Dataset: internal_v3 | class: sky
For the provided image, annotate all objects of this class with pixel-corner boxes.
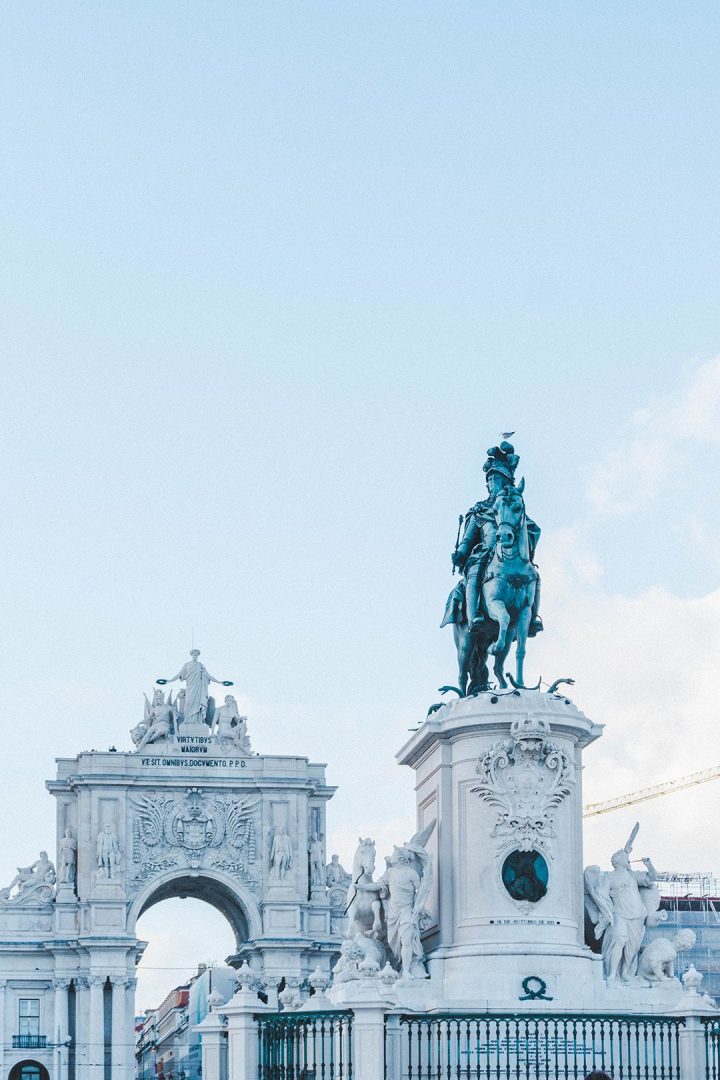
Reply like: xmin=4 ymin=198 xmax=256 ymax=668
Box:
xmin=2 ymin=2 xmax=720 ymax=1010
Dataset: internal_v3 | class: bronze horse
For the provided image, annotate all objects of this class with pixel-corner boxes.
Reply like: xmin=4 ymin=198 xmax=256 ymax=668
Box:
xmin=447 ymin=480 xmax=537 ymax=694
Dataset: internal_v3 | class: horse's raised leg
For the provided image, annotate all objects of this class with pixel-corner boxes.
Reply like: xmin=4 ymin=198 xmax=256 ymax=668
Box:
xmin=515 ymin=605 xmax=533 ymax=687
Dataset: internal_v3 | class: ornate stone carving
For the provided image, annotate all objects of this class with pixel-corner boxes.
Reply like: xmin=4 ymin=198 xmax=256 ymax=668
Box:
xmin=471 ymin=716 xmax=573 ymax=851
xmin=0 ymin=851 xmax=56 ymax=905
xmin=133 ymin=690 xmax=177 ymax=750
xmin=637 ymin=929 xmax=696 ymax=983
xmin=325 ymin=854 xmax=351 ymax=910
xmin=212 ymin=696 xmax=253 ymax=754
xmin=278 ymin=976 xmax=302 ymax=1009
xmin=584 ymin=823 xmax=666 ymax=982
xmin=131 ymin=787 xmax=259 ymax=882
xmin=378 ymin=821 xmax=436 ymax=981
xmin=331 ymin=824 xmax=436 ymax=988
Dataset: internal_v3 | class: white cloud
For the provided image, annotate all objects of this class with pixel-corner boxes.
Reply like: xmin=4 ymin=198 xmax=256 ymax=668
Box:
xmin=588 ymin=355 xmax=720 ymax=515
xmin=533 ymin=522 xmax=720 ymax=874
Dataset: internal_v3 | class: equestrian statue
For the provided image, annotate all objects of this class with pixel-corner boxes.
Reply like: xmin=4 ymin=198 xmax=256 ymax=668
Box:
xmin=441 ymin=439 xmax=543 ymax=693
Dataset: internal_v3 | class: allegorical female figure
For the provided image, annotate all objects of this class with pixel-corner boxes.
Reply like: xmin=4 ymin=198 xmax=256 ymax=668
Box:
xmin=160 ymin=649 xmax=232 ymax=726
xmin=59 ymin=828 xmax=77 ymax=886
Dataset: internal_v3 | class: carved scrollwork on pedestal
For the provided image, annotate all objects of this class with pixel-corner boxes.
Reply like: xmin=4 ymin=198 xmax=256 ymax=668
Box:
xmin=471 ymin=716 xmax=574 ymax=852
xmin=130 ymin=787 xmax=260 ymax=891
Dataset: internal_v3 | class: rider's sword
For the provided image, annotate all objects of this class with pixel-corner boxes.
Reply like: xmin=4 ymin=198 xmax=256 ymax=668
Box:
xmin=451 ymin=514 xmax=463 ymax=576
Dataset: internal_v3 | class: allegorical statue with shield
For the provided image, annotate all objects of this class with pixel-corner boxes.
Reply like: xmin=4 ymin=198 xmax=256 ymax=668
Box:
xmin=442 ymin=440 xmax=543 ymax=693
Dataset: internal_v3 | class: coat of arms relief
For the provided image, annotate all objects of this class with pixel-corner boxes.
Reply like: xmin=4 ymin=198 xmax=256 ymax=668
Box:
xmin=471 ymin=716 xmax=574 ymax=853
xmin=130 ymin=787 xmax=260 ymax=891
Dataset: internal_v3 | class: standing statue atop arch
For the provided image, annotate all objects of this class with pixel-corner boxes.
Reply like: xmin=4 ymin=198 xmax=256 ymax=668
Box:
xmin=157 ymin=649 xmax=234 ymax=727
xmin=442 ymin=440 xmax=543 ymax=693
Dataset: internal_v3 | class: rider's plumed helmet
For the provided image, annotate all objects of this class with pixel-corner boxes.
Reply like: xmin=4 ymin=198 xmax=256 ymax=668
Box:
xmin=483 ymin=441 xmax=520 ymax=485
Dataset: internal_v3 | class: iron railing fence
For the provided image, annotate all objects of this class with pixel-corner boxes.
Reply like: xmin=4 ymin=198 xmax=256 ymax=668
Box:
xmin=395 ymin=1013 xmax=684 ymax=1080
xmin=704 ymin=1017 xmax=720 ymax=1079
xmin=257 ymin=1010 xmax=353 ymax=1080
xmin=12 ymin=1034 xmax=48 ymax=1049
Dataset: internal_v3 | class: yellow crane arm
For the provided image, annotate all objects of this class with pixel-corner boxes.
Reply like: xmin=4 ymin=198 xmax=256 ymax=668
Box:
xmin=583 ymin=764 xmax=720 ymax=818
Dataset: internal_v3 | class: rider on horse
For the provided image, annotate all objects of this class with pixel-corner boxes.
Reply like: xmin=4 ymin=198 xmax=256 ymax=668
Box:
xmin=441 ymin=441 xmax=544 ymax=637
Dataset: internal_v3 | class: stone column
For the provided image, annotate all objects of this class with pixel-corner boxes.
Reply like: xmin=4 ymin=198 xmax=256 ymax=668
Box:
xmin=53 ymin=979 xmax=70 ymax=1079
xmin=74 ymin=977 xmax=90 ymax=1080
xmin=352 ymin=1004 xmax=388 ymax=1080
xmin=88 ymin=976 xmax=105 ymax=1080
xmin=124 ymin=977 xmax=137 ymax=1080
xmin=195 ymin=1010 xmax=227 ymax=1080
xmin=224 ymin=986 xmax=271 ymax=1079
xmin=110 ymin=977 xmax=127 ymax=1080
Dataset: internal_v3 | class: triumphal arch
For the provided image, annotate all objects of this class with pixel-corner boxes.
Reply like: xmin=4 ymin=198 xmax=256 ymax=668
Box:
xmin=0 ymin=652 xmax=339 ymax=1080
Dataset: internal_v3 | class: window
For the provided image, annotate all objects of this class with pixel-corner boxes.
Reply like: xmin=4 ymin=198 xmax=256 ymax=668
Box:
xmin=18 ymin=999 xmax=40 ymax=1037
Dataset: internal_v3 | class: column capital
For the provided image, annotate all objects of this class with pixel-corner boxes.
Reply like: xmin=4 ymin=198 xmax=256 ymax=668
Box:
xmin=53 ymin=978 xmax=70 ymax=991
xmin=89 ymin=975 xmax=106 ymax=988
xmin=110 ymin=975 xmax=127 ymax=987
xmin=0 ymin=979 xmax=7 ymax=990
xmin=75 ymin=976 xmax=90 ymax=990
xmin=125 ymin=977 xmax=138 ymax=990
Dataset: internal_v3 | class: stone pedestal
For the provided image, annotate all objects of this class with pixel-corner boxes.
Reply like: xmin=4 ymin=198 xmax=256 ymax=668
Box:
xmin=397 ymin=688 xmax=604 ymax=1009
xmin=196 ymin=1008 xmax=228 ymax=1080
xmin=224 ymin=987 xmax=272 ymax=1079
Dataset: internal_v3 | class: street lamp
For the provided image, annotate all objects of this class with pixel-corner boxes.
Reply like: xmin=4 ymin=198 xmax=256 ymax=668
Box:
xmin=53 ymin=1025 xmax=72 ymax=1080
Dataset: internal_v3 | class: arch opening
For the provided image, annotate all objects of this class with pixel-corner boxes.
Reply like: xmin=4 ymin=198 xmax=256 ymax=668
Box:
xmin=8 ymin=1062 xmax=50 ymax=1080
xmin=136 ymin=873 xmax=251 ymax=951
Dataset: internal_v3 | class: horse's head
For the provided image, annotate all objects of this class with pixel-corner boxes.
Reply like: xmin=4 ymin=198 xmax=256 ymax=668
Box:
xmin=352 ymin=837 xmax=376 ymax=878
xmin=493 ymin=480 xmax=526 ymax=550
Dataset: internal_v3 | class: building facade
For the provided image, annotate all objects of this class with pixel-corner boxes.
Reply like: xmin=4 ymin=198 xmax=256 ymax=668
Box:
xmin=135 ymin=966 xmax=236 ymax=1080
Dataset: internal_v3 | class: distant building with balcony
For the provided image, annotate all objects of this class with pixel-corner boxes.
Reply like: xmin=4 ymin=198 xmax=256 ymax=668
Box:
xmin=135 ymin=965 xmax=236 ymax=1080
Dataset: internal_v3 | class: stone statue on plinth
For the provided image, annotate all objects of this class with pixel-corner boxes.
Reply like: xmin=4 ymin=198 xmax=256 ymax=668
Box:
xmin=332 ymin=823 xmax=437 ymax=987
xmin=0 ymin=852 xmax=56 ymax=903
xmin=584 ymin=823 xmax=666 ymax=982
xmin=212 ymin=695 xmax=252 ymax=753
xmin=157 ymin=649 xmax=233 ymax=727
xmin=309 ymin=834 xmax=325 ymax=887
xmin=378 ymin=820 xmax=436 ymax=980
xmin=59 ymin=828 xmax=77 ymax=887
xmin=269 ymin=827 xmax=293 ymax=880
xmin=96 ymin=824 xmax=122 ymax=880
xmin=637 ymin=929 xmax=696 ymax=983
xmin=133 ymin=689 xmax=176 ymax=749
xmin=442 ymin=440 xmax=543 ymax=693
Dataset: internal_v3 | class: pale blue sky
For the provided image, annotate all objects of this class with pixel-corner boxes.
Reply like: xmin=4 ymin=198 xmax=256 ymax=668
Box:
xmin=2 ymin=3 xmax=720 ymax=1007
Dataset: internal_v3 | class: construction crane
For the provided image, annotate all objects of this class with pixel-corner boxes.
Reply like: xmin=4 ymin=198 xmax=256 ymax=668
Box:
xmin=582 ymin=764 xmax=720 ymax=818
